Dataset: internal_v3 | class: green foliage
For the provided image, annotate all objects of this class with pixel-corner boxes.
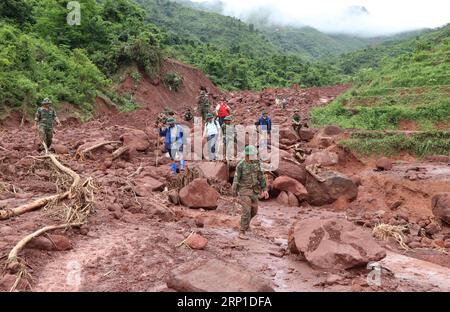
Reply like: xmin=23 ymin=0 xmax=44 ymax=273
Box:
xmin=340 ymin=131 xmax=450 ymax=157
xmin=312 ymin=24 xmax=450 ymax=133
xmin=163 ymin=72 xmax=182 ymax=91
xmin=130 ymin=71 xmax=141 ymax=86
xmin=0 ymin=22 xmax=108 ymax=114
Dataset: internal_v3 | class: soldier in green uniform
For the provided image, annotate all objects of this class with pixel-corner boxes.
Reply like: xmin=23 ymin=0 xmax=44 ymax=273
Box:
xmin=292 ymin=110 xmax=302 ymax=135
xmin=221 ymin=116 xmax=235 ymax=160
xmin=232 ymin=145 xmax=269 ymax=240
xmin=155 ymin=112 xmax=167 ymax=127
xmin=197 ymin=86 xmax=210 ymax=121
xmin=184 ymin=108 xmax=193 ymax=122
xmin=34 ymin=98 xmax=61 ymax=151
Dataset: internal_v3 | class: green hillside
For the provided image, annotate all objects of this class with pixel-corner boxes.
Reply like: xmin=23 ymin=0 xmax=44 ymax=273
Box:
xmin=312 ymin=24 xmax=450 ymax=156
xmin=133 ymin=0 xmax=340 ymax=90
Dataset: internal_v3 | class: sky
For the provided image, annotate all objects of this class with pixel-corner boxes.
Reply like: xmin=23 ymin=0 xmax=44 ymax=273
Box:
xmin=192 ymin=0 xmax=450 ymax=36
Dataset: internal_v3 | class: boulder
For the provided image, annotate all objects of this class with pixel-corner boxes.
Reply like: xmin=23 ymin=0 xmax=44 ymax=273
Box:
xmin=179 ymin=179 xmax=219 ymax=209
xmin=277 ymin=191 xmax=289 ymax=206
xmin=305 ymin=151 xmax=339 ymax=167
xmin=185 ymin=233 xmax=208 ymax=250
xmin=376 ymin=157 xmax=393 ymax=171
xmin=432 ymin=193 xmax=450 ymax=225
xmin=279 ymin=128 xmax=298 ymax=142
xmin=120 ymin=130 xmax=150 ymax=152
xmin=27 ymin=234 xmax=73 ymax=251
xmin=272 ymin=176 xmax=308 ymax=200
xmin=197 ymin=162 xmax=229 ymax=183
xmin=323 ymin=125 xmax=343 ymax=136
xmin=52 ymin=144 xmax=69 ymax=155
xmin=291 ymin=218 xmax=386 ymax=270
xmin=305 ymin=170 xmax=358 ymax=206
xmin=274 ymin=160 xmax=306 ymax=184
xmin=288 ymin=192 xmax=300 ymax=207
xmin=299 ymin=128 xmax=316 ymax=141
xmin=166 ymin=259 xmax=274 ymax=292
xmin=134 ymin=177 xmax=166 ymax=197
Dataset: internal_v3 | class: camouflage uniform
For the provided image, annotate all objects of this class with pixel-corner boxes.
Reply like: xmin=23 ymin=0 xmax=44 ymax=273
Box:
xmin=35 ymin=107 xmax=57 ymax=148
xmin=232 ymin=160 xmax=267 ymax=233
xmin=292 ymin=113 xmax=302 ymax=134
xmin=184 ymin=110 xmax=193 ymax=122
xmin=221 ymin=123 xmax=236 ymax=160
xmin=156 ymin=112 xmax=167 ymax=127
xmin=197 ymin=91 xmax=210 ymax=121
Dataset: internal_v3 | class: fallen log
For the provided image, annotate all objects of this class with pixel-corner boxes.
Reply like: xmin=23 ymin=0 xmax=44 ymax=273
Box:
xmin=112 ymin=146 xmax=129 ymax=160
xmin=7 ymin=223 xmax=82 ymax=274
xmin=0 ymin=154 xmax=81 ymax=221
xmin=75 ymin=141 xmax=121 ymax=160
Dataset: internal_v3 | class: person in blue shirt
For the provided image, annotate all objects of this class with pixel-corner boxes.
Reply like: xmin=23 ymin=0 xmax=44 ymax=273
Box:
xmin=159 ymin=117 xmax=185 ymax=174
xmin=256 ymin=111 xmax=271 ymax=148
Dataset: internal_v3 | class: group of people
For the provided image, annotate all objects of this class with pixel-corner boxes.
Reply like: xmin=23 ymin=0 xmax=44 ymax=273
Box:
xmin=34 ymin=87 xmax=303 ymax=240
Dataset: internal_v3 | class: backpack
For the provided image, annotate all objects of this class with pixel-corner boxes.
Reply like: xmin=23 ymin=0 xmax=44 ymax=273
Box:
xmin=217 ymin=102 xmax=229 ymax=118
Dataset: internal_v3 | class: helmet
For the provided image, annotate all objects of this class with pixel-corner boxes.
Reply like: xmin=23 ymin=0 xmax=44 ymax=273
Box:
xmin=224 ymin=116 xmax=233 ymax=121
xmin=262 ymin=111 xmax=268 ymax=115
xmin=244 ymin=145 xmax=258 ymax=156
xmin=41 ymin=98 xmax=51 ymax=105
xmin=206 ymin=113 xmax=214 ymax=119
xmin=166 ymin=117 xmax=176 ymax=124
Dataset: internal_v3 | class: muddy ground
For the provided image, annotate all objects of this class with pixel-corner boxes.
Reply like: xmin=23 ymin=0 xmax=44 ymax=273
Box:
xmin=1 ymin=84 xmax=449 ymax=292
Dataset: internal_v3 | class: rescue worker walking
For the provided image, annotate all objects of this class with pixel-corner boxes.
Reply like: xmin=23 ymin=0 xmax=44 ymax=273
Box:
xmin=203 ymin=113 xmax=220 ymax=161
xmin=159 ymin=117 xmax=185 ymax=174
xmin=215 ymin=96 xmax=231 ymax=126
xmin=221 ymin=115 xmax=236 ymax=160
xmin=232 ymin=145 xmax=269 ymax=240
xmin=292 ymin=110 xmax=302 ymax=135
xmin=184 ymin=107 xmax=193 ymax=122
xmin=197 ymin=86 xmax=210 ymax=122
xmin=33 ymin=98 xmax=61 ymax=152
xmin=256 ymin=111 xmax=272 ymax=149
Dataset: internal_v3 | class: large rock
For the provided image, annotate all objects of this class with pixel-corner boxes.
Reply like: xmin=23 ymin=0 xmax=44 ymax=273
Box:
xmin=166 ymin=259 xmax=274 ymax=292
xmin=277 ymin=191 xmax=289 ymax=206
xmin=432 ymin=193 xmax=450 ymax=225
xmin=185 ymin=233 xmax=208 ymax=250
xmin=305 ymin=170 xmax=358 ymax=206
xmin=52 ymin=144 xmax=69 ymax=155
xmin=305 ymin=151 xmax=339 ymax=166
xmin=279 ymin=128 xmax=298 ymax=142
xmin=376 ymin=157 xmax=393 ymax=171
xmin=120 ymin=130 xmax=150 ymax=152
xmin=27 ymin=234 xmax=73 ymax=251
xmin=323 ymin=125 xmax=343 ymax=136
xmin=274 ymin=160 xmax=306 ymax=184
xmin=291 ymin=218 xmax=386 ymax=270
xmin=272 ymin=176 xmax=308 ymax=200
xmin=134 ymin=177 xmax=166 ymax=197
xmin=179 ymin=179 xmax=219 ymax=209
xmin=299 ymin=128 xmax=317 ymax=141
xmin=288 ymin=192 xmax=300 ymax=207
xmin=197 ymin=162 xmax=229 ymax=183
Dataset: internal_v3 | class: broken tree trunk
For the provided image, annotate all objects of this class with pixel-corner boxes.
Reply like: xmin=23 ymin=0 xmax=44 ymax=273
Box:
xmin=7 ymin=223 xmax=82 ymax=273
xmin=112 ymin=146 xmax=129 ymax=160
xmin=0 ymin=154 xmax=81 ymax=220
xmin=75 ymin=141 xmax=121 ymax=160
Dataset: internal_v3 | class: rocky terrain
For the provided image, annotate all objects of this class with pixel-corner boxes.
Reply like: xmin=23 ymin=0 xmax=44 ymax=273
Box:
xmin=1 ymin=78 xmax=449 ymax=292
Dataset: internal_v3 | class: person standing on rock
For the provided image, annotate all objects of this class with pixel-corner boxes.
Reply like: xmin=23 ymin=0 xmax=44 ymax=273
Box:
xmin=215 ymin=96 xmax=231 ymax=126
xmin=33 ymin=98 xmax=61 ymax=152
xmin=197 ymin=86 xmax=210 ymax=122
xmin=256 ymin=111 xmax=271 ymax=149
xmin=184 ymin=107 xmax=193 ymax=122
xmin=232 ymin=145 xmax=269 ymax=240
xmin=159 ymin=117 xmax=185 ymax=174
xmin=203 ymin=113 xmax=220 ymax=161
xmin=221 ymin=116 xmax=236 ymax=160
xmin=292 ymin=110 xmax=302 ymax=135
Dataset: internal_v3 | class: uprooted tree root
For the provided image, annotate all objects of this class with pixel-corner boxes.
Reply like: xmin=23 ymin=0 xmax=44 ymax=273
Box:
xmin=0 ymin=154 xmax=84 ymax=221
xmin=373 ymin=223 xmax=410 ymax=251
xmin=75 ymin=141 xmax=121 ymax=161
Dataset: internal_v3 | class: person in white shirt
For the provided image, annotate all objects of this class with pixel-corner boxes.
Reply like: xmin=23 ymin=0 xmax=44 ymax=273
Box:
xmin=203 ymin=113 xmax=220 ymax=161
